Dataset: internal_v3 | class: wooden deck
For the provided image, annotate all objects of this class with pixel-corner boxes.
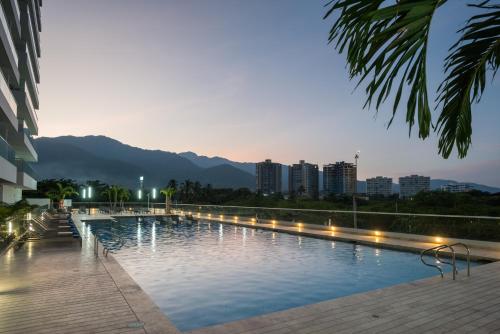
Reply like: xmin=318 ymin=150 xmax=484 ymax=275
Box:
xmin=0 ymin=237 xmax=179 ymax=334
xmin=188 ymin=261 xmax=500 ymax=334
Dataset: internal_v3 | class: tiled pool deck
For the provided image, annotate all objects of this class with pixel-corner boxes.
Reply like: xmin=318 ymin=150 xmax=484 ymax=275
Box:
xmin=1 ymin=213 xmax=500 ymax=333
xmin=0 ymin=223 xmax=180 ymax=334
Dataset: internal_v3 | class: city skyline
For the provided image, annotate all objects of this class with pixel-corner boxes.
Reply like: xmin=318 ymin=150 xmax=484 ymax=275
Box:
xmin=39 ymin=1 xmax=499 ymax=186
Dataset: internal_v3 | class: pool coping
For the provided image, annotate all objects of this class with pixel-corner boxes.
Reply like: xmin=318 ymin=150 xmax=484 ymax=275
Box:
xmin=73 ymin=215 xmax=181 ymax=334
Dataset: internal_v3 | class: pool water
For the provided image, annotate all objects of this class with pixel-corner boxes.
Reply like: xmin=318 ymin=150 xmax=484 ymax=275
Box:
xmin=87 ymin=218 xmax=472 ymax=331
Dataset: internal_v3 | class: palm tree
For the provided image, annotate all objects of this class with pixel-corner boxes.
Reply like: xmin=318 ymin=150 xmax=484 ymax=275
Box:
xmin=117 ymin=187 xmax=130 ymax=210
xmin=46 ymin=183 xmax=78 ymax=209
xmin=101 ymin=187 xmax=113 ymax=212
xmin=324 ymin=0 xmax=499 ymax=158
xmin=160 ymin=187 xmax=176 ymax=214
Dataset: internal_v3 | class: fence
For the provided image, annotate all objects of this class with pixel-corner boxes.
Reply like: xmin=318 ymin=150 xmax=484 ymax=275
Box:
xmin=71 ymin=202 xmax=500 ymax=242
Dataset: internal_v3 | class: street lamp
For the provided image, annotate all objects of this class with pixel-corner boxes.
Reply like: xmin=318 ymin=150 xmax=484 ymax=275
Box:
xmin=353 ymin=150 xmax=360 ymax=229
xmin=86 ymin=186 xmax=93 ymax=215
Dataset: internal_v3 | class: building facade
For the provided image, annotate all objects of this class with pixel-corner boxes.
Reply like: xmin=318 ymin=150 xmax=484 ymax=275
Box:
xmin=0 ymin=0 xmax=41 ymax=203
xmin=323 ymin=161 xmax=357 ymax=195
xmin=399 ymin=175 xmax=430 ymax=198
xmin=288 ymin=160 xmax=319 ymax=198
xmin=441 ymin=183 xmax=472 ymax=193
xmin=256 ymin=159 xmax=282 ymax=195
xmin=366 ymin=176 xmax=393 ymax=197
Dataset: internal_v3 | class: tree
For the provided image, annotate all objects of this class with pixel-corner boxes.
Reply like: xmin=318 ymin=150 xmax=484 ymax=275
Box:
xmin=101 ymin=187 xmax=113 ymax=211
xmin=324 ymin=0 xmax=499 ymax=158
xmin=160 ymin=187 xmax=176 ymax=213
xmin=46 ymin=183 xmax=78 ymax=209
xmin=117 ymin=187 xmax=130 ymax=209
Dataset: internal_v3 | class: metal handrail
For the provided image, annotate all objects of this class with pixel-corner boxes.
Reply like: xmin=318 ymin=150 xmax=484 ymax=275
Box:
xmin=421 ymin=243 xmax=471 ymax=280
xmin=93 ymin=229 xmax=126 ymax=257
xmin=447 ymin=243 xmax=471 ymax=277
xmin=421 ymin=245 xmax=453 ymax=278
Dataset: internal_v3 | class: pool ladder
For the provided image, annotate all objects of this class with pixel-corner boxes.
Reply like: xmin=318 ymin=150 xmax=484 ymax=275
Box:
xmin=93 ymin=230 xmax=126 ymax=257
xmin=421 ymin=243 xmax=471 ymax=280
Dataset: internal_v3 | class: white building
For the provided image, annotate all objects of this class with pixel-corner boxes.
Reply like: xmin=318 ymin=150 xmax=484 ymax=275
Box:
xmin=441 ymin=183 xmax=472 ymax=193
xmin=0 ymin=0 xmax=42 ymax=203
xmin=288 ymin=160 xmax=319 ymax=198
xmin=367 ymin=176 xmax=392 ymax=197
xmin=399 ymin=175 xmax=430 ymax=199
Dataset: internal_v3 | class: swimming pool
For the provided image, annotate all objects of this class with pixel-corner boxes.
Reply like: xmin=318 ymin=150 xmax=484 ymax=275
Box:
xmin=87 ymin=218 xmax=472 ymax=332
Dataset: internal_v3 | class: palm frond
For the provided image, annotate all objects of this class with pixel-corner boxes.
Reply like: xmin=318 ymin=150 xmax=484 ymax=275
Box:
xmin=324 ymin=0 xmax=446 ymax=138
xmin=436 ymin=2 xmax=500 ymax=158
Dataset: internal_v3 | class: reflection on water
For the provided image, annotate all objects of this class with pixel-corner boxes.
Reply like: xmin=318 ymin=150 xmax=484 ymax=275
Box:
xmin=90 ymin=218 xmax=473 ymax=332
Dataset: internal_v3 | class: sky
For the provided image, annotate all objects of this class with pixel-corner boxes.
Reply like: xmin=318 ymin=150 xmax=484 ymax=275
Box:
xmin=39 ymin=1 xmax=500 ymax=187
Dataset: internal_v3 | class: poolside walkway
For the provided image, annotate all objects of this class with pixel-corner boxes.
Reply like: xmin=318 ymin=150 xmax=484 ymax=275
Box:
xmin=188 ymin=261 xmax=500 ymax=334
xmin=0 ymin=234 xmax=179 ymax=334
xmin=210 ymin=218 xmax=500 ymax=262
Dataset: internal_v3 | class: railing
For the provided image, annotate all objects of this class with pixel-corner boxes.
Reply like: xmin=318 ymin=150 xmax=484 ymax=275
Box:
xmin=21 ymin=126 xmax=36 ymax=148
xmin=0 ymin=136 xmax=16 ymax=164
xmin=421 ymin=243 xmax=471 ymax=280
xmin=72 ymin=202 xmax=500 ymax=242
xmin=16 ymin=159 xmax=39 ymax=180
xmin=92 ymin=229 xmax=126 ymax=257
xmin=0 ymin=207 xmax=46 ymax=255
xmin=170 ymin=203 xmax=500 ymax=242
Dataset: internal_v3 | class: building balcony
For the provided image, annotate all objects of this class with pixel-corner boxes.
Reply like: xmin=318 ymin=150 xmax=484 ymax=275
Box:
xmin=16 ymin=159 xmax=37 ymax=190
xmin=0 ymin=136 xmax=17 ymax=184
xmin=27 ymin=0 xmax=40 ymax=57
xmin=35 ymin=0 xmax=41 ymax=33
xmin=0 ymin=2 xmax=20 ymax=85
xmin=10 ymin=121 xmax=37 ymax=162
xmin=21 ymin=7 xmax=39 ymax=83
xmin=13 ymin=81 xmax=37 ymax=135
xmin=3 ymin=0 xmax=21 ymax=40
xmin=18 ymin=46 xmax=38 ymax=109
xmin=0 ymin=67 xmax=17 ymax=131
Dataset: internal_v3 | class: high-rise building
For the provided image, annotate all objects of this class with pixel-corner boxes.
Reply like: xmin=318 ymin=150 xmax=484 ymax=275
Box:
xmin=256 ymin=159 xmax=282 ymax=195
xmin=366 ymin=176 xmax=393 ymax=197
xmin=0 ymin=0 xmax=42 ymax=203
xmin=288 ymin=160 xmax=319 ymax=198
xmin=399 ymin=175 xmax=430 ymax=198
xmin=323 ymin=162 xmax=357 ymax=195
xmin=441 ymin=183 xmax=472 ymax=193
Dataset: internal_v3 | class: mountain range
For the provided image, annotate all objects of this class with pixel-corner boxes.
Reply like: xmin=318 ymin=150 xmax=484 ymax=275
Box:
xmin=33 ymin=136 xmax=500 ymax=193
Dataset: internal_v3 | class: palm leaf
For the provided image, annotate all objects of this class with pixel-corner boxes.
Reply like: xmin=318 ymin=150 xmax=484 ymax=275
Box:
xmin=436 ymin=2 xmax=500 ymax=158
xmin=324 ymin=0 xmax=446 ymax=138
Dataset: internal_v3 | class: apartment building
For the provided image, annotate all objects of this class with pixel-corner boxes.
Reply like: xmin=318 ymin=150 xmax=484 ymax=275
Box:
xmin=367 ymin=176 xmax=393 ymax=197
xmin=441 ymin=183 xmax=473 ymax=193
xmin=323 ymin=161 xmax=357 ymax=195
xmin=399 ymin=175 xmax=430 ymax=199
xmin=0 ymin=0 xmax=41 ymax=203
xmin=256 ymin=159 xmax=282 ymax=195
xmin=288 ymin=160 xmax=319 ymax=198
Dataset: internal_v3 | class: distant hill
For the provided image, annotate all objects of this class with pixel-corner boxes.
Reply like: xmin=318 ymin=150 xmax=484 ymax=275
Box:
xmin=34 ymin=135 xmax=500 ymax=193
xmin=34 ymin=136 xmax=255 ymax=189
xmin=179 ymin=151 xmax=255 ymax=175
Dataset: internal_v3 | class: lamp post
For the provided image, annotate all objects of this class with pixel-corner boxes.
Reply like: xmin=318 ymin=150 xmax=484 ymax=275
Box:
xmin=151 ymin=188 xmax=157 ymax=214
xmin=139 ymin=176 xmax=144 ymax=213
xmin=147 ymin=193 xmax=150 ymax=212
xmin=353 ymin=151 xmax=360 ymax=229
xmin=87 ymin=185 xmax=92 ymax=215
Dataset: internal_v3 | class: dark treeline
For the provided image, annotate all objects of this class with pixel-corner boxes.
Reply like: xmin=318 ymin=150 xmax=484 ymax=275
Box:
xmin=24 ymin=179 xmax=500 ymax=217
